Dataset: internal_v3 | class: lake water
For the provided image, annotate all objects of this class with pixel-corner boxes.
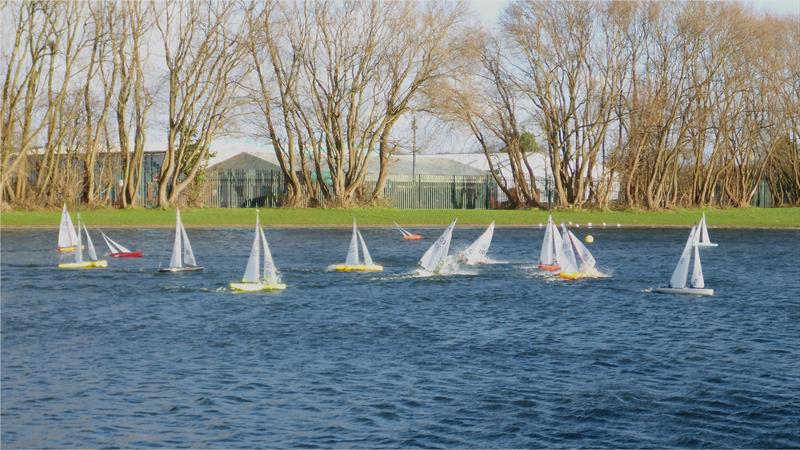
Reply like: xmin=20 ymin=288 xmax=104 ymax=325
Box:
xmin=2 ymin=226 xmax=799 ymax=448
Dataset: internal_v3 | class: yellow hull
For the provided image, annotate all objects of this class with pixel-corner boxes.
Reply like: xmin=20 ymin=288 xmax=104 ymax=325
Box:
xmin=57 ymin=245 xmax=84 ymax=253
xmin=229 ymin=282 xmax=287 ymax=292
xmin=559 ymin=271 xmax=585 ymax=280
xmin=58 ymin=260 xmax=108 ymax=269
xmin=332 ymin=264 xmax=384 ymax=272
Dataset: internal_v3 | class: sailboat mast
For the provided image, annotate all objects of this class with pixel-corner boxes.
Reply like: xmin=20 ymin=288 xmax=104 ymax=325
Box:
xmin=170 ymin=210 xmax=183 ymax=268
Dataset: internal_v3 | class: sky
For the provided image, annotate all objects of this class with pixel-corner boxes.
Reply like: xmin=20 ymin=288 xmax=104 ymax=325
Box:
xmin=199 ymin=0 xmax=800 ymax=165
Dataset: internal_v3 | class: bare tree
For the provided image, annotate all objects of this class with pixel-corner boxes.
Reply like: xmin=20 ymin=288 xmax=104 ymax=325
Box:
xmin=154 ymin=0 xmax=247 ymax=207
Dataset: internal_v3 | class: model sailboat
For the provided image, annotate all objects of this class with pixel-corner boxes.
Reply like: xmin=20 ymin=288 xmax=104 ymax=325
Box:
xmin=101 ymin=232 xmax=143 ymax=258
xmin=394 ymin=222 xmax=422 ymax=240
xmin=538 ymin=215 xmax=561 ymax=271
xmin=57 ymin=204 xmax=80 ymax=252
xmin=58 ymin=214 xmax=107 ymax=269
xmin=694 ymin=213 xmax=718 ymax=248
xmin=158 ymin=209 xmax=202 ymax=272
xmin=333 ymin=220 xmax=383 ymax=272
xmin=458 ymin=221 xmax=494 ymax=265
xmin=230 ymin=211 xmax=286 ymax=291
xmin=418 ymin=219 xmax=456 ymax=274
xmin=558 ymin=224 xmax=598 ymax=280
xmin=655 ymin=226 xmax=713 ymax=296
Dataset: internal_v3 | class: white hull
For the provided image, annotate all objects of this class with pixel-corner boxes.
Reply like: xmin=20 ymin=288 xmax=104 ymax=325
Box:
xmin=695 ymin=242 xmax=718 ymax=248
xmin=230 ymin=282 xmax=287 ymax=292
xmin=158 ymin=266 xmax=204 ymax=273
xmin=654 ymin=287 xmax=714 ymax=296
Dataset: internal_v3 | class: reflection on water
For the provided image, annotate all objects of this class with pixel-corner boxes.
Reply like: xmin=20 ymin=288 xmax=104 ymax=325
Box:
xmin=2 ymin=226 xmax=799 ymax=448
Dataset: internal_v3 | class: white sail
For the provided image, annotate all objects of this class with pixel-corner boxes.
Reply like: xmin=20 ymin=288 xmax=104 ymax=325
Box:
xmin=690 ymin=242 xmax=705 ymax=288
xmin=461 ymin=221 xmax=494 ymax=265
xmin=74 ymin=215 xmax=84 ymax=263
xmin=669 ymin=226 xmax=696 ymax=289
xmin=58 ymin=205 xmax=79 ymax=248
xmin=559 ymin=224 xmax=579 ymax=273
xmin=357 ymin=231 xmax=374 ymax=265
xmin=242 ymin=214 xmax=261 ymax=283
xmin=345 ymin=220 xmax=360 ymax=265
xmin=394 ymin=222 xmax=412 ymax=237
xmin=569 ymin=230 xmax=596 ymax=271
xmin=169 ymin=210 xmax=183 ymax=268
xmin=102 ymin=232 xmax=120 ymax=254
xmin=419 ymin=219 xmax=456 ymax=273
xmin=539 ymin=215 xmax=554 ymax=265
xmin=552 ymin=223 xmax=566 ymax=268
xmin=101 ymin=232 xmax=131 ymax=254
xmin=700 ymin=213 xmax=712 ymax=244
xmin=260 ymin=226 xmax=278 ymax=284
xmin=83 ymin=224 xmax=98 ymax=261
xmin=181 ymin=223 xmax=197 ymax=267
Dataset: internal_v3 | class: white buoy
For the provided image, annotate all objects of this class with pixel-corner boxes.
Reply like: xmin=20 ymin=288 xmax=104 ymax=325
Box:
xmin=585 ymin=235 xmax=594 ymax=244
xmin=587 ymin=222 xmax=593 ymax=229
xmin=602 ymin=222 xmax=607 ymax=228
xmin=538 ymin=223 xmax=543 ymax=228
xmin=617 ymin=223 xmax=622 ymax=228
xmin=575 ymin=224 xmax=580 ymax=228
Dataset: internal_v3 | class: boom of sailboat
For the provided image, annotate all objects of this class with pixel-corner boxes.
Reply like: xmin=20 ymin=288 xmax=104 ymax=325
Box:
xmin=53 ymin=207 xmax=720 ymax=296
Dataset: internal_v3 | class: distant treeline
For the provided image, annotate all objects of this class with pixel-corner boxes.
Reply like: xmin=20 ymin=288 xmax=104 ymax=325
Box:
xmin=1 ymin=1 xmax=797 ymax=209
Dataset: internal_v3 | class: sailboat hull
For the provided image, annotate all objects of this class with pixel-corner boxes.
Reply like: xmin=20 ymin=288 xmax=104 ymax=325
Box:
xmin=559 ymin=271 xmax=585 ymax=280
xmin=229 ymin=282 xmax=287 ymax=292
xmin=57 ymin=246 xmax=83 ymax=253
xmin=402 ymin=235 xmax=423 ymax=240
xmin=332 ymin=264 xmax=384 ymax=272
xmin=696 ymin=243 xmax=718 ymax=248
xmin=654 ymin=287 xmax=714 ymax=296
xmin=158 ymin=266 xmax=204 ymax=273
xmin=538 ymin=263 xmax=560 ymax=272
xmin=110 ymin=252 xmax=143 ymax=258
xmin=58 ymin=260 xmax=107 ymax=269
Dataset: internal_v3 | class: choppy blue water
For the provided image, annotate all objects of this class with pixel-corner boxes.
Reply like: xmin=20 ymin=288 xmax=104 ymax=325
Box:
xmin=2 ymin=226 xmax=799 ymax=448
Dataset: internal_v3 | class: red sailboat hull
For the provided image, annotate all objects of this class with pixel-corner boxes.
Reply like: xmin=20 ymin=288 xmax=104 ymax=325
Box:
xmin=110 ymin=252 xmax=143 ymax=258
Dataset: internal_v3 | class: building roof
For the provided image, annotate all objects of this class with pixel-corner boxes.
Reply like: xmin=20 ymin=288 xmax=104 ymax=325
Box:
xmin=366 ymin=154 xmax=486 ymax=176
xmin=207 ymin=152 xmax=281 ymax=172
xmin=210 ymin=151 xmax=486 ymax=177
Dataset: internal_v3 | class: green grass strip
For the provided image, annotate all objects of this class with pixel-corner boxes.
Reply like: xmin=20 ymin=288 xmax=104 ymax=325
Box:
xmin=2 ymin=207 xmax=798 ymax=228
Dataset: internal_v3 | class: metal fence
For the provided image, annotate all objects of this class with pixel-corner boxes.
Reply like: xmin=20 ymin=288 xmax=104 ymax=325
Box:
xmin=175 ymin=170 xmax=504 ymax=209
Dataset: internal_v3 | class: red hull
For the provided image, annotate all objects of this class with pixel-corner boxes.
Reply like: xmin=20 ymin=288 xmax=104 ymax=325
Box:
xmin=111 ymin=252 xmax=143 ymax=258
xmin=402 ymin=235 xmax=423 ymax=240
xmin=538 ymin=263 xmax=560 ymax=272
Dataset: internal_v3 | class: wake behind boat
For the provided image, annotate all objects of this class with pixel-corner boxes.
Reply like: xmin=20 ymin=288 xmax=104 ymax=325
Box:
xmin=458 ymin=221 xmax=494 ymax=265
xmin=229 ymin=211 xmax=285 ymax=292
xmin=58 ymin=214 xmax=107 ymax=269
xmin=158 ymin=209 xmax=202 ymax=273
xmin=332 ymin=220 xmax=383 ymax=272
xmin=417 ymin=219 xmax=456 ymax=275
xmin=654 ymin=226 xmax=713 ymax=296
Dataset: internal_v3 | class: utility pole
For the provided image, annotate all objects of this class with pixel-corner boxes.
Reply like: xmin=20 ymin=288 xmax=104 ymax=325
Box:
xmin=412 ymin=114 xmax=418 ymax=208
xmin=411 ymin=114 xmax=417 ymax=179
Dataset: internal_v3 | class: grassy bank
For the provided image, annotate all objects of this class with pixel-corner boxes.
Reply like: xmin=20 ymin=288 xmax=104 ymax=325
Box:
xmin=1 ymin=207 xmax=798 ymax=228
